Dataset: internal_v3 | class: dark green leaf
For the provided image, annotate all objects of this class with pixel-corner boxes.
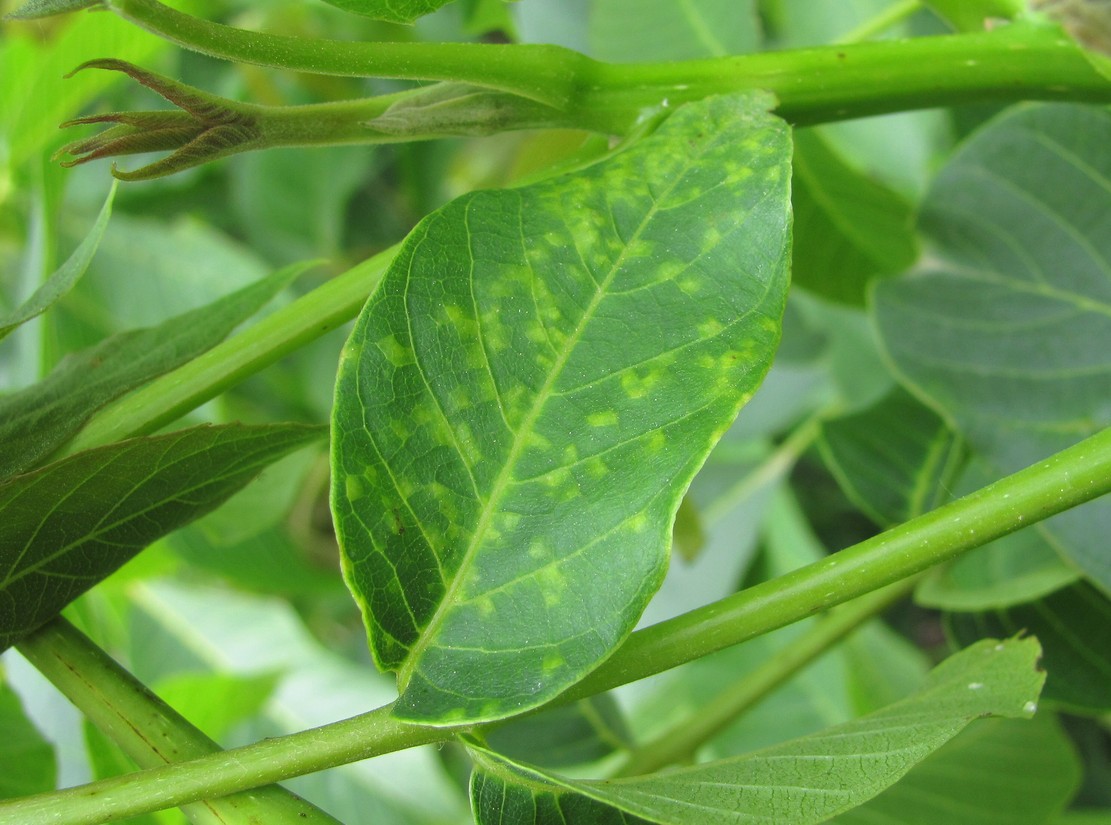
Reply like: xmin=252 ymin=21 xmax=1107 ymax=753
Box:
xmin=831 ymin=715 xmax=1081 ymax=825
xmin=589 ymin=0 xmax=760 ymax=62
xmin=817 ymin=387 xmax=965 ymax=526
xmin=469 ymin=638 xmax=1045 ymax=824
xmin=791 ymin=128 xmax=917 ymax=304
xmin=331 ymin=92 xmax=792 ymax=724
xmin=671 ymin=495 xmax=706 ymax=563
xmin=471 ymin=767 xmax=649 ymax=825
xmin=0 ymin=262 xmax=306 ymax=479
xmin=0 ymin=422 xmax=324 ymax=651
xmin=0 ymin=679 xmax=54 ymax=798
xmin=484 ymin=694 xmax=632 ymax=768
xmin=0 ymin=183 xmax=115 ymax=341
xmin=873 ymin=103 xmax=1111 ymax=592
xmin=946 ymin=582 xmax=1111 ymax=713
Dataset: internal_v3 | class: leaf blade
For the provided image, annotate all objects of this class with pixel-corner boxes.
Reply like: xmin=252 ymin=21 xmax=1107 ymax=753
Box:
xmin=331 ymin=92 xmax=793 ymax=724
xmin=471 ymin=638 xmax=1046 ymax=825
xmin=0 ymin=423 xmax=324 ymax=651
xmin=0 ymin=262 xmax=306 ymax=478
xmin=0 ymin=183 xmax=116 ymax=341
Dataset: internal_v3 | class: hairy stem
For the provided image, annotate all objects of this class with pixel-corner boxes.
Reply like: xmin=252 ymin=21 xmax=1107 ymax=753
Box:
xmin=104 ymin=0 xmax=591 ymax=108
xmin=83 ymin=0 xmax=1111 ymax=133
xmin=16 ymin=618 xmax=341 ymax=824
xmin=5 ymin=425 xmax=1110 ymax=824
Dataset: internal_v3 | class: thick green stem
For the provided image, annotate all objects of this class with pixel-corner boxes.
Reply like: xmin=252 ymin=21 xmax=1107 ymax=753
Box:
xmin=65 ymin=244 xmax=396 ymax=453
xmin=87 ymin=0 xmax=1111 ymax=133
xmin=611 ymin=577 xmax=917 ymax=778
xmin=573 ymin=21 xmax=1111 ymax=131
xmin=16 ymin=618 xmax=341 ymax=825
xmin=564 ymin=427 xmax=1111 ymax=701
xmin=104 ymin=0 xmax=591 ymax=108
xmin=5 ymin=426 xmax=1109 ymax=825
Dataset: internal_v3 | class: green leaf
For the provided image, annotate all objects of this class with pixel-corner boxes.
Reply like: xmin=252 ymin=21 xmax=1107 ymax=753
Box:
xmin=0 ymin=262 xmax=306 ymax=478
xmin=471 ymin=768 xmax=650 ymax=825
xmin=484 ymin=694 xmax=632 ymax=769
xmin=817 ymin=387 xmax=965 ymax=526
xmin=873 ymin=103 xmax=1111 ymax=592
xmin=0 ymin=678 xmax=55 ymax=798
xmin=0 ymin=422 xmax=324 ymax=651
xmin=0 ymin=182 xmax=115 ymax=341
xmin=830 ymin=715 xmax=1081 ymax=825
xmin=469 ymin=638 xmax=1046 ymax=824
xmin=589 ymin=0 xmax=760 ymax=62
xmin=791 ymin=128 xmax=918 ymax=305
xmin=331 ymin=92 xmax=792 ymax=724
xmin=314 ymin=0 xmax=454 ymax=23
xmin=946 ymin=581 xmax=1111 ymax=713
xmin=671 ymin=495 xmax=707 ymax=563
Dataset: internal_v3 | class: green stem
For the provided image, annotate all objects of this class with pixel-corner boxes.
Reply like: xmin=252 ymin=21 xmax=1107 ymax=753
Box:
xmin=564 ymin=426 xmax=1111 ymax=701
xmin=65 ymin=244 xmax=397 ymax=453
xmin=16 ymin=618 xmax=341 ymax=825
xmin=611 ymin=577 xmax=917 ymax=778
xmin=5 ymin=426 xmax=1110 ymax=824
xmin=91 ymin=0 xmax=1111 ymax=132
xmin=104 ymin=0 xmax=591 ymax=108
xmin=573 ymin=20 xmax=1111 ymax=131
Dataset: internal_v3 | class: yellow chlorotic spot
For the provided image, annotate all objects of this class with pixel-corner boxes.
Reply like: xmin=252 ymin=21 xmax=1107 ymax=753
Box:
xmin=542 ymin=653 xmax=565 ymax=672
xmin=376 ymin=334 xmax=413 ymax=368
xmin=476 ymin=596 xmax=495 ymax=617
xmin=621 ymin=369 xmax=661 ymax=399
xmin=587 ymin=410 xmax=618 ymax=427
xmin=626 ymin=512 xmax=649 ymax=533
xmin=586 ymin=456 xmax=609 ymax=479
xmin=345 ymin=474 xmax=365 ymax=502
xmin=699 ymin=317 xmax=725 ymax=337
xmin=646 ymin=430 xmax=667 ymax=453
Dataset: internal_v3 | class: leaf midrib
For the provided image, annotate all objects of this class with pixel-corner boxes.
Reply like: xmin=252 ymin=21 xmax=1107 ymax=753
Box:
xmin=396 ymin=123 xmax=736 ymax=690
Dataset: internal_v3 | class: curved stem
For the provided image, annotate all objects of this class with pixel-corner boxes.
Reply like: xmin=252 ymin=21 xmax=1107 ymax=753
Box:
xmin=104 ymin=0 xmax=594 ymax=108
xmin=16 ymin=618 xmax=341 ymax=824
xmin=5 ymin=425 xmax=1110 ymax=824
xmin=91 ymin=0 xmax=1111 ymax=133
xmin=611 ymin=577 xmax=917 ymax=778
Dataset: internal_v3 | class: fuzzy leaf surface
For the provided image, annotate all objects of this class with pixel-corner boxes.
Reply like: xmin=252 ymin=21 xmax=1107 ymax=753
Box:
xmin=331 ymin=93 xmax=792 ymax=724
xmin=0 ymin=262 xmax=304 ymax=478
xmin=0 ymin=423 xmax=324 ymax=651
xmin=470 ymin=638 xmax=1045 ymax=825
xmin=873 ymin=103 xmax=1111 ymax=592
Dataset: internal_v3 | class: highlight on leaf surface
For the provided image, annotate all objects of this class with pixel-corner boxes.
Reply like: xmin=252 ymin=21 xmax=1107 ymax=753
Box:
xmin=331 ymin=92 xmax=793 ymax=725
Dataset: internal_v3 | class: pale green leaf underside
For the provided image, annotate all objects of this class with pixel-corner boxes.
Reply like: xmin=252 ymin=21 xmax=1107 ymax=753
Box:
xmin=331 ymin=93 xmax=792 ymax=724
xmin=470 ymin=638 xmax=1045 ymax=825
xmin=0 ymin=183 xmax=115 ymax=341
xmin=873 ymin=103 xmax=1111 ymax=592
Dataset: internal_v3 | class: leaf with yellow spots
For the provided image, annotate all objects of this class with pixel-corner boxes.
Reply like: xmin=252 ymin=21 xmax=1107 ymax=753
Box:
xmin=330 ymin=92 xmax=793 ymax=725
